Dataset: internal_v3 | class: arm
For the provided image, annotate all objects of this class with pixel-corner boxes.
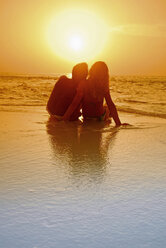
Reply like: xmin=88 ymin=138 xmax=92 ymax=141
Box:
xmin=63 ymin=91 xmax=83 ymax=121
xmin=105 ymin=91 xmax=121 ymax=126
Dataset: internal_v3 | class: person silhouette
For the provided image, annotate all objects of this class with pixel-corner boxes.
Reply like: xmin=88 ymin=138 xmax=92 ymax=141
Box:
xmin=46 ymin=62 xmax=88 ymax=121
xmin=63 ymin=61 xmax=123 ymax=126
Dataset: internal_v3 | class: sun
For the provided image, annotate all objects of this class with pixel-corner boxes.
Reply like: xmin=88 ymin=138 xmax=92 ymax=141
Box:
xmin=46 ymin=9 xmax=109 ymax=62
xmin=69 ymin=35 xmax=83 ymax=51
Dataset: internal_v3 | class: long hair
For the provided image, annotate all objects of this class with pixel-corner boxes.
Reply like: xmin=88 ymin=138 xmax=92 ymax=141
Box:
xmin=88 ymin=61 xmax=109 ymax=100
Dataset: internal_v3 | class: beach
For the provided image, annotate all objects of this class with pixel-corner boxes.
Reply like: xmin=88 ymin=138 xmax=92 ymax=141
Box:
xmin=1 ymin=0 xmax=166 ymax=245
xmin=0 ymin=106 xmax=166 ymax=248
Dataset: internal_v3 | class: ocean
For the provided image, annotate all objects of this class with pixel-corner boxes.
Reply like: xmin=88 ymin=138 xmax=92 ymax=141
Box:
xmin=0 ymin=75 xmax=166 ymax=118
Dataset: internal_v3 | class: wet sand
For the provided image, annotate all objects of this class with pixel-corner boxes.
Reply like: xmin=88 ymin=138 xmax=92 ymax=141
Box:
xmin=0 ymin=108 xmax=166 ymax=248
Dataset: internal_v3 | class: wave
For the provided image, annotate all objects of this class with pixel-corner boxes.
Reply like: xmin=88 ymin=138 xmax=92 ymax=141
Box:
xmin=123 ymin=99 xmax=148 ymax=104
xmin=0 ymin=75 xmax=60 ymax=80
xmin=117 ymin=106 xmax=166 ymax=119
xmin=0 ymin=103 xmax=46 ymax=106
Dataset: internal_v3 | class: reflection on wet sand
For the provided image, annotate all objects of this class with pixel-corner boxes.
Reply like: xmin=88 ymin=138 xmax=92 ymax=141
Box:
xmin=46 ymin=118 xmax=118 ymax=181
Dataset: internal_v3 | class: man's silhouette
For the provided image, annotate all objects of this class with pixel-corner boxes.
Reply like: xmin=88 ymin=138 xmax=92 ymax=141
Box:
xmin=47 ymin=63 xmax=88 ymax=121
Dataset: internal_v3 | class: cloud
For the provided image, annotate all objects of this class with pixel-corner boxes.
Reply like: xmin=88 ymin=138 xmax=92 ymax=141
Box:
xmin=110 ymin=24 xmax=166 ymax=37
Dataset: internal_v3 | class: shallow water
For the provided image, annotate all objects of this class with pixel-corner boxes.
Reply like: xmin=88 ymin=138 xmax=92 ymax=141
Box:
xmin=0 ymin=110 xmax=166 ymax=247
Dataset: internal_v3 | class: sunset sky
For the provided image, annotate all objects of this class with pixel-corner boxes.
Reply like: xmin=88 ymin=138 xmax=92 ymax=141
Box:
xmin=1 ymin=0 xmax=166 ymax=75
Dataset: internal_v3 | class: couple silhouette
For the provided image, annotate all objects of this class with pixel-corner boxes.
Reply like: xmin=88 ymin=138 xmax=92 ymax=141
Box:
xmin=46 ymin=61 xmax=122 ymax=126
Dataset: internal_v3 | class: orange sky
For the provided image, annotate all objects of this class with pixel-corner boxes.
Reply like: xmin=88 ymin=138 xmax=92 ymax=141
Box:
xmin=0 ymin=0 xmax=166 ymax=75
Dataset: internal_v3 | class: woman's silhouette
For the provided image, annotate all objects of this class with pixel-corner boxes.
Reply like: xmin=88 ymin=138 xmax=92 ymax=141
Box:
xmin=63 ymin=61 xmax=122 ymax=126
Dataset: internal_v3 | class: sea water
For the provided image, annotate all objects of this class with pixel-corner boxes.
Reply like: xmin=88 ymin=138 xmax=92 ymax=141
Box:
xmin=0 ymin=75 xmax=166 ymax=118
xmin=0 ymin=75 xmax=166 ymax=248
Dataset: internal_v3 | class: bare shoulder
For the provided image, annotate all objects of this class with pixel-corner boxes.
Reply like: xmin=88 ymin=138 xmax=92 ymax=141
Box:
xmin=55 ymin=75 xmax=70 ymax=87
xmin=57 ymin=75 xmax=68 ymax=83
xmin=59 ymin=75 xmax=68 ymax=80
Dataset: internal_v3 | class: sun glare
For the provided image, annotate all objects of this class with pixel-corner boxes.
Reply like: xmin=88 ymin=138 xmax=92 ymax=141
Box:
xmin=46 ymin=9 xmax=109 ymax=62
xmin=69 ymin=35 xmax=83 ymax=51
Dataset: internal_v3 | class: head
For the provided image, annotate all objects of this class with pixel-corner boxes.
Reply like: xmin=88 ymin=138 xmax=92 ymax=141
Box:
xmin=89 ymin=61 xmax=109 ymax=82
xmin=72 ymin=62 xmax=88 ymax=82
xmin=88 ymin=61 xmax=109 ymax=98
